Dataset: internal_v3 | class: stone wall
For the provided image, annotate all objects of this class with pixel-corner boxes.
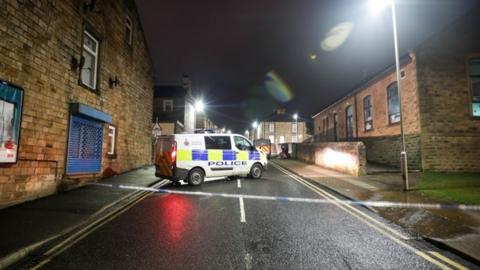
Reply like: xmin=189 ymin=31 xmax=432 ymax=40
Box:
xmin=0 ymin=0 xmax=154 ymax=208
xmin=415 ymin=10 xmax=480 ymax=172
xmin=296 ymin=142 xmax=366 ymax=176
xmin=361 ymin=134 xmax=422 ymax=170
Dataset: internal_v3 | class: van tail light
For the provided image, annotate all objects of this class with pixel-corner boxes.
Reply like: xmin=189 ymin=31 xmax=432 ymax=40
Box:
xmin=170 ymin=141 xmax=177 ymax=166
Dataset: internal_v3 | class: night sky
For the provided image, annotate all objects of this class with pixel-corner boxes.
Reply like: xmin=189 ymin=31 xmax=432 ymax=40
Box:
xmin=135 ymin=0 xmax=478 ymax=132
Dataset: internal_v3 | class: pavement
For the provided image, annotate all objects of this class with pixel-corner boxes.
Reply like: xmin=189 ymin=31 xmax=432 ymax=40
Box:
xmin=274 ymin=158 xmax=480 ymax=264
xmin=11 ymin=163 xmax=477 ymax=269
xmin=0 ymin=166 xmax=164 ymax=269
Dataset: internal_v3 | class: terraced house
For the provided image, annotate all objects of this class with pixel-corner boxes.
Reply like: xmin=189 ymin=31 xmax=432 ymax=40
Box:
xmin=0 ymin=0 xmax=155 ymax=208
xmin=312 ymin=10 xmax=480 ymax=172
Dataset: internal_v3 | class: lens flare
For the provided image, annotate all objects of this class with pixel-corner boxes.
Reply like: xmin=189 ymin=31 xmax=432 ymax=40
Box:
xmin=264 ymin=71 xmax=293 ymax=102
xmin=321 ymin=22 xmax=354 ymax=51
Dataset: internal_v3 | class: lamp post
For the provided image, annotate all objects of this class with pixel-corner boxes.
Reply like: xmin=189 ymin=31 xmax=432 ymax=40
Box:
xmin=194 ymin=99 xmax=205 ymax=131
xmin=293 ymin=113 xmax=298 ymax=143
xmin=370 ymin=0 xmax=408 ymax=191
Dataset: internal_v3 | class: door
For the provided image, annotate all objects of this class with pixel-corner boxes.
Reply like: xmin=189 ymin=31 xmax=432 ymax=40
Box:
xmin=233 ymin=135 xmax=254 ymax=175
xmin=204 ymin=135 xmax=234 ymax=177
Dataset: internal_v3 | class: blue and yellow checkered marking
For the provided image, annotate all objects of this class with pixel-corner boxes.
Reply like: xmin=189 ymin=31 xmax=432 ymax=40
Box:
xmin=177 ymin=149 xmax=262 ymax=162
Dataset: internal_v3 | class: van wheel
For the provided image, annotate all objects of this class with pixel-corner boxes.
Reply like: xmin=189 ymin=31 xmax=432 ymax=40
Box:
xmin=188 ymin=168 xmax=204 ymax=186
xmin=249 ymin=164 xmax=263 ymax=179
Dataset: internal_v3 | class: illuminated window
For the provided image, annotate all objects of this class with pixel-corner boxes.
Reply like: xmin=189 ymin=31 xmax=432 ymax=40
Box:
xmin=291 ymin=122 xmax=297 ymax=133
xmin=364 ymin=95 xmax=373 ymax=131
xmin=80 ymin=30 xmax=99 ymax=89
xmin=107 ymin=125 xmax=116 ymax=157
xmin=387 ymin=82 xmax=400 ymax=124
xmin=269 ymin=123 xmax=274 ymax=132
xmin=469 ymin=59 xmax=480 ymax=117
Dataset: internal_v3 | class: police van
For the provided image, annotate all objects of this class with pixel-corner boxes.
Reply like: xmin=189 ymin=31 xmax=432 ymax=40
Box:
xmin=155 ymin=133 xmax=268 ymax=186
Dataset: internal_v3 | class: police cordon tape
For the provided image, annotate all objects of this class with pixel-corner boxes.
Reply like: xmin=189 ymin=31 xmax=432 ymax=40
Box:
xmin=90 ymin=182 xmax=480 ymax=211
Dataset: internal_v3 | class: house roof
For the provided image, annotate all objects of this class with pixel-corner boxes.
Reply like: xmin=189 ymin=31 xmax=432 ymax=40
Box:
xmin=311 ymin=54 xmax=412 ymax=119
xmin=261 ymin=112 xmax=307 ymax=123
xmin=154 ymin=85 xmax=187 ymax=98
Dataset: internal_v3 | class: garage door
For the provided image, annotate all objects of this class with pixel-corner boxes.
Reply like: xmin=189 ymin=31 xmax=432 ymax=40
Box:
xmin=66 ymin=115 xmax=103 ymax=174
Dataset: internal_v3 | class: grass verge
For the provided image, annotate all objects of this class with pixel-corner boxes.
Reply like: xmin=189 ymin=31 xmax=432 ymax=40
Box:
xmin=416 ymin=172 xmax=480 ymax=205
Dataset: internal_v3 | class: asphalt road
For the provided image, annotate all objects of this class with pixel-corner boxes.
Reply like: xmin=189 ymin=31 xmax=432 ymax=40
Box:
xmin=30 ymin=163 xmax=476 ymax=270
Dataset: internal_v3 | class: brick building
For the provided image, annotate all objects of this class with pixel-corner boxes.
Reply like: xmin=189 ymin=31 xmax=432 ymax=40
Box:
xmin=312 ymin=10 xmax=480 ymax=172
xmin=254 ymin=109 xmax=308 ymax=154
xmin=0 ymin=0 xmax=155 ymax=208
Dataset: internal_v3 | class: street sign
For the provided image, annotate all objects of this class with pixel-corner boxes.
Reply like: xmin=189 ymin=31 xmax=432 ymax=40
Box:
xmin=152 ymin=122 xmax=162 ymax=138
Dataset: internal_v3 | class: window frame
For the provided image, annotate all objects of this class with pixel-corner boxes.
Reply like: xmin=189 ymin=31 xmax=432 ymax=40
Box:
xmin=345 ymin=105 xmax=353 ymax=140
xmin=107 ymin=125 xmax=117 ymax=158
xmin=387 ymin=82 xmax=401 ymax=125
xmin=126 ymin=15 xmax=133 ymax=46
xmin=468 ymin=58 xmax=480 ymax=118
xmin=269 ymin=123 xmax=274 ymax=133
xmin=204 ymin=135 xmax=232 ymax=150
xmin=363 ymin=95 xmax=373 ymax=131
xmin=80 ymin=30 xmax=100 ymax=90
xmin=234 ymin=136 xmax=253 ymax=151
xmin=163 ymin=99 xmax=173 ymax=112
xmin=291 ymin=122 xmax=297 ymax=133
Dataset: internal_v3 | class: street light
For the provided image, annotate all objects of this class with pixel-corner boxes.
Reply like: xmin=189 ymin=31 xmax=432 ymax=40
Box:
xmin=194 ymin=99 xmax=205 ymax=131
xmin=370 ymin=0 xmax=409 ymax=191
xmin=195 ymin=100 xmax=205 ymax=112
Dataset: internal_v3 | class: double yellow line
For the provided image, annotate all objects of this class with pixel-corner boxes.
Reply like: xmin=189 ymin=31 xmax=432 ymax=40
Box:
xmin=272 ymin=163 xmax=468 ymax=270
xmin=31 ymin=180 xmax=169 ymax=270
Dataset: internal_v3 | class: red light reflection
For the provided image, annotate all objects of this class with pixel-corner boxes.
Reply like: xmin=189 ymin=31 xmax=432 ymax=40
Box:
xmin=161 ymin=195 xmax=192 ymax=243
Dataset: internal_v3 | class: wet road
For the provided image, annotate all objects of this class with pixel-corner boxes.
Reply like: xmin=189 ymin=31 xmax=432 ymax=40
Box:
xmin=33 ymin=163 xmax=475 ymax=269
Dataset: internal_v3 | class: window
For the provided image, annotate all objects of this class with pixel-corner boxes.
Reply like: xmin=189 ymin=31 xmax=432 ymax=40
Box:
xmin=333 ymin=112 xmax=338 ymax=141
xmin=322 ymin=116 xmax=328 ymax=136
xmin=279 ymin=135 xmax=285 ymax=144
xmin=80 ymin=30 xmax=99 ymax=89
xmin=268 ymin=135 xmax=274 ymax=144
xmin=107 ymin=125 xmax=116 ymax=157
xmin=292 ymin=122 xmax=297 ymax=133
xmin=163 ymin=99 xmax=173 ymax=112
xmin=269 ymin=123 xmax=274 ymax=133
xmin=469 ymin=59 xmax=480 ymax=117
xmin=387 ymin=83 xmax=400 ymax=124
xmin=364 ymin=95 xmax=373 ymax=131
xmin=345 ymin=106 xmax=353 ymax=140
xmin=234 ymin=136 xmax=253 ymax=151
xmin=205 ymin=136 xmax=231 ymax=150
xmin=292 ymin=134 xmax=297 ymax=143
xmin=126 ymin=15 xmax=133 ymax=46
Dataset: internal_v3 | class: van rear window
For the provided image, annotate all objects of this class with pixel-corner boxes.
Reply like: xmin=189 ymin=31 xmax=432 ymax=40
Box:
xmin=205 ymin=136 xmax=231 ymax=150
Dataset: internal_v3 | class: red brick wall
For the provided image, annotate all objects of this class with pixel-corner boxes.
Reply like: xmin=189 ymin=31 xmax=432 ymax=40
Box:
xmin=0 ymin=0 xmax=154 ymax=208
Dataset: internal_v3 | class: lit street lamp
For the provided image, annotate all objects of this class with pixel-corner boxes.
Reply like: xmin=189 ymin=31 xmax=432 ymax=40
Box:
xmin=370 ymin=0 xmax=409 ymax=191
xmin=194 ymin=99 xmax=205 ymax=130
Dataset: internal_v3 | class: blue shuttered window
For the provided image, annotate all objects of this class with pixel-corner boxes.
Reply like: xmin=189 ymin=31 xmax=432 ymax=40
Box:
xmin=66 ymin=115 xmax=103 ymax=174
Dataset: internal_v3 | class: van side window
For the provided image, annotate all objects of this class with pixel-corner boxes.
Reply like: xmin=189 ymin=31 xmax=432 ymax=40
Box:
xmin=234 ymin=136 xmax=253 ymax=151
xmin=205 ymin=136 xmax=231 ymax=150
